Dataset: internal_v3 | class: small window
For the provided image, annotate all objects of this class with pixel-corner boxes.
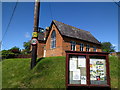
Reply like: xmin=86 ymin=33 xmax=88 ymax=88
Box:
xmin=51 ymin=30 xmax=56 ymax=49
xmin=86 ymin=44 xmax=90 ymax=51
xmin=71 ymin=41 xmax=76 ymax=51
xmin=93 ymin=47 xmax=96 ymax=52
xmin=80 ymin=43 xmax=84 ymax=51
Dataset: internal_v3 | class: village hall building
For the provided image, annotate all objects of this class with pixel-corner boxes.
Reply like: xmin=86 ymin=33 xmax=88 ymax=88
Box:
xmin=37 ymin=20 xmax=102 ymax=58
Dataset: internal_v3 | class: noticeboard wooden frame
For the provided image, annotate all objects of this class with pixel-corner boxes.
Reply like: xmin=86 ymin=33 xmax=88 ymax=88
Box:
xmin=65 ymin=51 xmax=111 ymax=89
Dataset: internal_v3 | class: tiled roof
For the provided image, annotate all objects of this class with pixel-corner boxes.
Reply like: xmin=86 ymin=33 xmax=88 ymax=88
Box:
xmin=38 ymin=32 xmax=44 ymax=41
xmin=38 ymin=20 xmax=101 ymax=45
xmin=53 ymin=20 xmax=101 ymax=45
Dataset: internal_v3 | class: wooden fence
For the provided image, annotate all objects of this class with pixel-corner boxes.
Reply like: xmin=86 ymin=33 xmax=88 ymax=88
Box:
xmin=14 ymin=54 xmax=31 ymax=58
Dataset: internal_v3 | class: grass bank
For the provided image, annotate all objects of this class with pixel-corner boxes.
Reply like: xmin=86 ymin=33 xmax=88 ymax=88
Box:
xmin=2 ymin=57 xmax=65 ymax=88
xmin=2 ymin=56 xmax=119 ymax=88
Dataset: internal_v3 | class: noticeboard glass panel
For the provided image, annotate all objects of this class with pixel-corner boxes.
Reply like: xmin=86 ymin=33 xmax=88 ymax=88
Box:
xmin=69 ymin=55 xmax=87 ymax=84
xmin=90 ymin=56 xmax=107 ymax=85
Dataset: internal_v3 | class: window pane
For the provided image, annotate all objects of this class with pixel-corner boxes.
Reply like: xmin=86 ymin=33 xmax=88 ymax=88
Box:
xmin=80 ymin=43 xmax=84 ymax=51
xmin=53 ymin=40 xmax=56 ymax=48
xmin=71 ymin=45 xmax=73 ymax=50
xmin=69 ymin=56 xmax=87 ymax=84
xmin=51 ymin=31 xmax=56 ymax=48
xmin=80 ymin=44 xmax=81 ymax=51
xmin=93 ymin=47 xmax=96 ymax=52
xmin=53 ymin=41 xmax=54 ymax=48
xmin=52 ymin=41 xmax=54 ymax=48
xmin=73 ymin=44 xmax=75 ymax=51
xmin=71 ymin=41 xmax=76 ymax=51
xmin=82 ymin=48 xmax=83 ymax=51
xmin=86 ymin=44 xmax=90 ymax=51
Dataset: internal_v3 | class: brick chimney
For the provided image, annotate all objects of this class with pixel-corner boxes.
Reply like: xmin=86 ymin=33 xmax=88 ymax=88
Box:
xmin=44 ymin=27 xmax=50 ymax=40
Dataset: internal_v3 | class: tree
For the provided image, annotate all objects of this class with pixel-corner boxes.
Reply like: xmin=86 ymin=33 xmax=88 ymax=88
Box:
xmin=101 ymin=42 xmax=115 ymax=52
xmin=1 ymin=46 xmax=21 ymax=59
xmin=23 ymin=40 xmax=31 ymax=54
xmin=1 ymin=50 xmax=15 ymax=59
xmin=10 ymin=46 xmax=21 ymax=54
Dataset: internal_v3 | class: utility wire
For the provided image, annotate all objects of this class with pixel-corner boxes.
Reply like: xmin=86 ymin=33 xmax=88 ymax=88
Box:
xmin=113 ymin=0 xmax=120 ymax=7
xmin=2 ymin=0 xmax=18 ymax=41
xmin=0 ymin=43 xmax=8 ymax=50
xmin=49 ymin=2 xmax=54 ymax=20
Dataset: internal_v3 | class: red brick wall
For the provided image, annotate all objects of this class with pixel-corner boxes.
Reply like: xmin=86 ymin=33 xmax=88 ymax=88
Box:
xmin=62 ymin=37 xmax=102 ymax=56
xmin=45 ymin=24 xmax=63 ymax=57
xmin=38 ymin=24 xmax=102 ymax=57
xmin=37 ymin=41 xmax=45 ymax=58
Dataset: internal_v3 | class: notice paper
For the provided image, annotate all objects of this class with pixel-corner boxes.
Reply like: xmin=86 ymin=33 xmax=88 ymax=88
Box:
xmin=69 ymin=60 xmax=77 ymax=71
xmin=72 ymin=56 xmax=77 ymax=61
xmin=73 ymin=69 xmax=81 ymax=80
xmin=81 ymin=76 xmax=86 ymax=84
xmin=78 ymin=56 xmax=86 ymax=67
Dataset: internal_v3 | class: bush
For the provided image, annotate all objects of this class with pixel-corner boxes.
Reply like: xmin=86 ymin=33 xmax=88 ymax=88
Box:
xmin=9 ymin=46 xmax=21 ymax=54
xmin=1 ymin=50 xmax=15 ymax=59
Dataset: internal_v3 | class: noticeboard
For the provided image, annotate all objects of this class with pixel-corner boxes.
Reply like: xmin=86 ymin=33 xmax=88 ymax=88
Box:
xmin=66 ymin=51 xmax=111 ymax=89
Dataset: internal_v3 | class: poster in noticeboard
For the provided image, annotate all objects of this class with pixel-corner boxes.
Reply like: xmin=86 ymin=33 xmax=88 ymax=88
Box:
xmin=73 ymin=69 xmax=81 ymax=80
xmin=69 ymin=56 xmax=86 ymax=84
xmin=78 ymin=56 xmax=86 ymax=67
xmin=81 ymin=76 xmax=86 ymax=84
xmin=90 ymin=59 xmax=106 ymax=81
xmin=69 ymin=60 xmax=77 ymax=71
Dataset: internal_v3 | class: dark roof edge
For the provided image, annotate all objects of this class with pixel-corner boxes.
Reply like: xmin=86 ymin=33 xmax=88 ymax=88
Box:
xmin=52 ymin=20 xmax=101 ymax=45
xmin=63 ymin=35 xmax=101 ymax=46
xmin=53 ymin=20 xmax=90 ymax=33
xmin=51 ymin=20 xmax=64 ymax=37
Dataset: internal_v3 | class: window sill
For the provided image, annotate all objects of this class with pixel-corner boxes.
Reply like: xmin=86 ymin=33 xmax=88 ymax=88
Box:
xmin=50 ymin=47 xmax=56 ymax=50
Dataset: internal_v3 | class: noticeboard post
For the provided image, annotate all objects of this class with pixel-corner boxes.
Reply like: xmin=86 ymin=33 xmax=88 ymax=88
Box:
xmin=65 ymin=51 xmax=111 ymax=90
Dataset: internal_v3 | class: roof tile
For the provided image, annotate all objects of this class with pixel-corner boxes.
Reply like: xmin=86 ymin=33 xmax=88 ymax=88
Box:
xmin=53 ymin=20 xmax=101 ymax=45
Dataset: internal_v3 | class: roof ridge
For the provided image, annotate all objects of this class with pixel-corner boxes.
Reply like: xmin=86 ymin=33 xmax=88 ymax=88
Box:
xmin=53 ymin=20 xmax=90 ymax=33
xmin=52 ymin=20 xmax=100 ymax=45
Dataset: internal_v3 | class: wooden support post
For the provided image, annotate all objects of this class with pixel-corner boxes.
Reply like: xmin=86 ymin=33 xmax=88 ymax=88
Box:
xmin=31 ymin=0 xmax=40 ymax=69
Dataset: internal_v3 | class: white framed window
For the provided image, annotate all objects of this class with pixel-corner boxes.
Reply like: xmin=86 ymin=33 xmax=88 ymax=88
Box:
xmin=51 ymin=30 xmax=56 ymax=49
xmin=86 ymin=44 xmax=90 ymax=51
xmin=93 ymin=46 xmax=96 ymax=52
xmin=80 ymin=43 xmax=84 ymax=51
xmin=70 ymin=41 xmax=76 ymax=51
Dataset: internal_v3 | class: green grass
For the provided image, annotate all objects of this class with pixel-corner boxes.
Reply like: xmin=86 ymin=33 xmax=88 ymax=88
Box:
xmin=2 ymin=57 xmax=66 ymax=88
xmin=109 ymin=56 xmax=119 ymax=89
xmin=2 ymin=56 xmax=119 ymax=88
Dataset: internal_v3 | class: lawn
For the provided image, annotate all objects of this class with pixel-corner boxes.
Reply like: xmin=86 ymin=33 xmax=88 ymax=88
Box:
xmin=2 ymin=56 xmax=119 ymax=89
xmin=109 ymin=56 xmax=119 ymax=89
xmin=2 ymin=57 xmax=66 ymax=88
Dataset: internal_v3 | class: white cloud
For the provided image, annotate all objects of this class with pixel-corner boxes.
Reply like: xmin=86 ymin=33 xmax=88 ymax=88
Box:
xmin=112 ymin=44 xmax=117 ymax=47
xmin=112 ymin=43 xmax=118 ymax=52
xmin=24 ymin=32 xmax=30 ymax=38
